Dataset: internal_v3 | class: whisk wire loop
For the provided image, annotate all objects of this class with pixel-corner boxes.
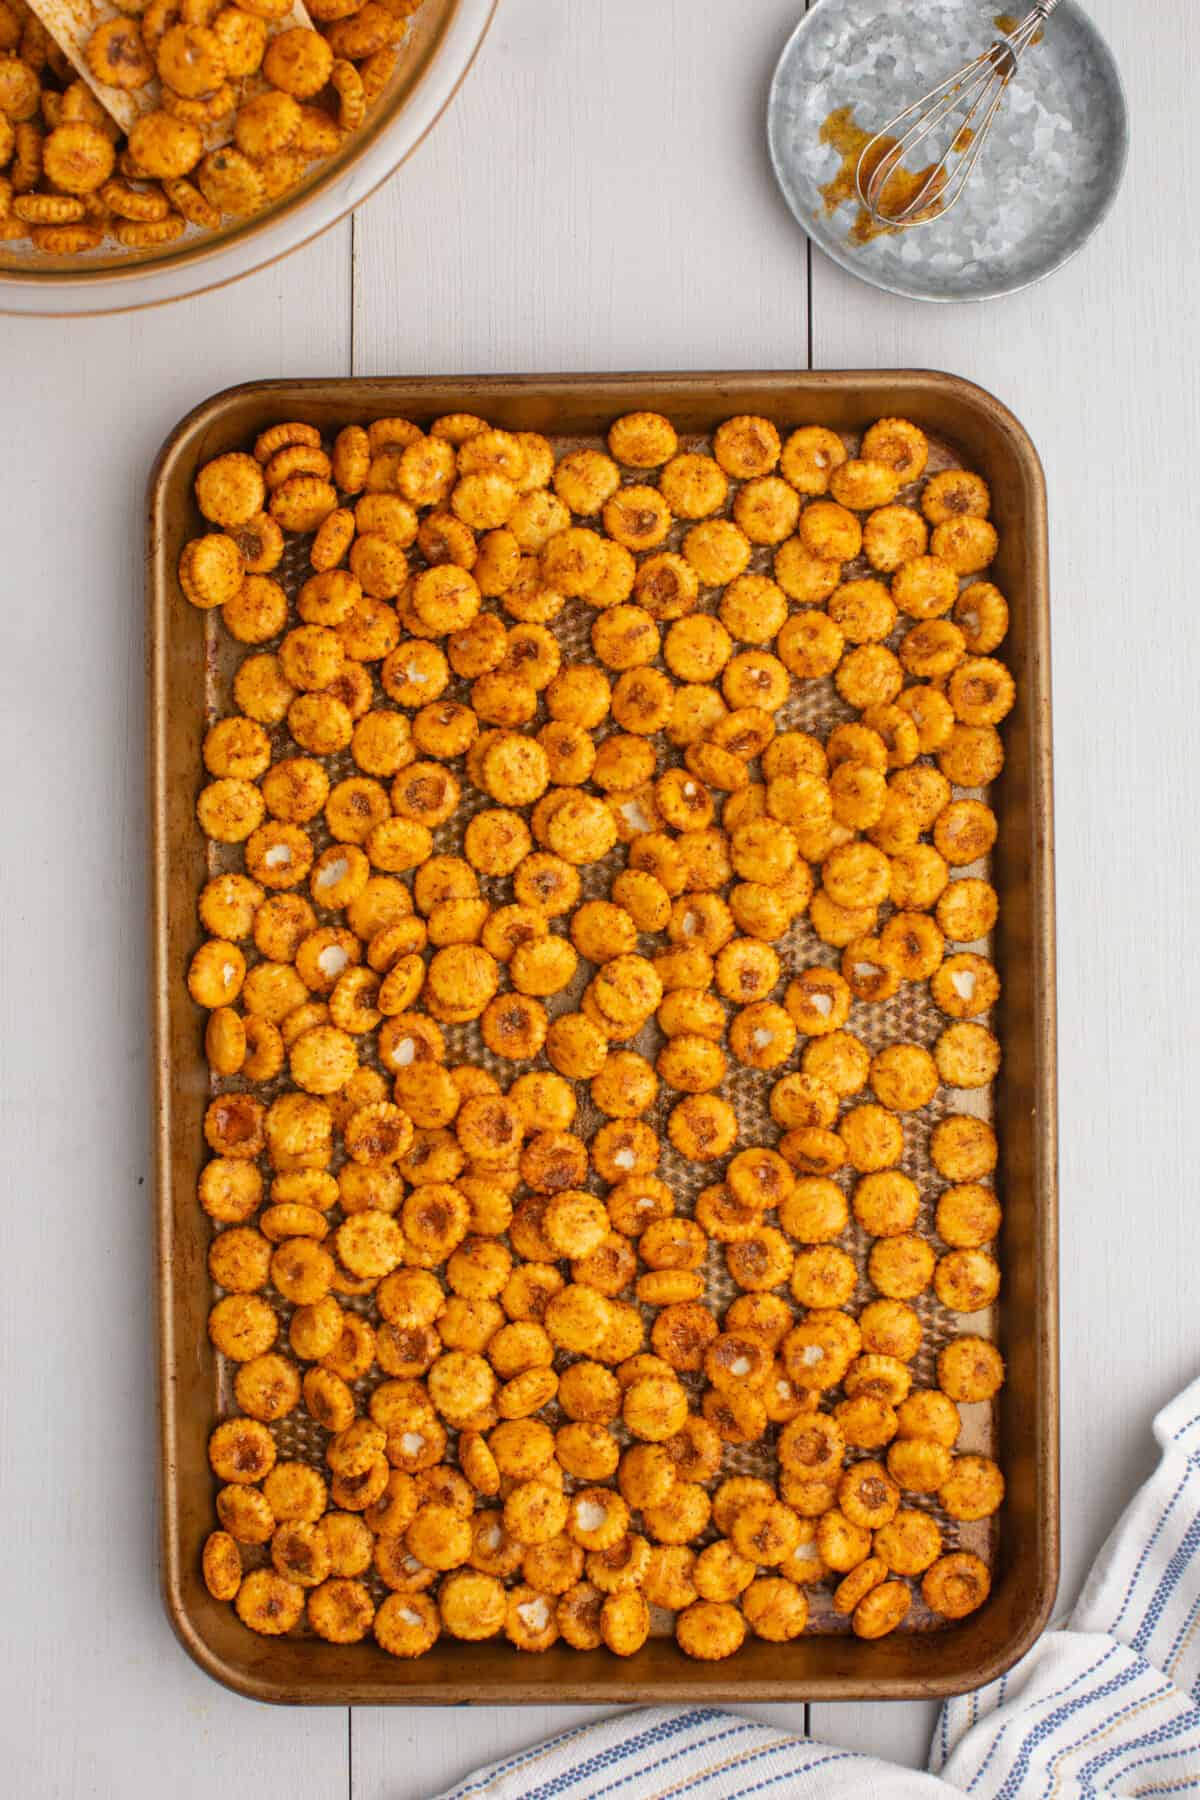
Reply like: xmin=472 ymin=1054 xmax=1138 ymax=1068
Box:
xmin=854 ymin=0 xmax=1062 ymax=230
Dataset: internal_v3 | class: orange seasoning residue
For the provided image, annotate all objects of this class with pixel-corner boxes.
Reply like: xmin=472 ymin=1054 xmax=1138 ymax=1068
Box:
xmin=952 ymin=125 xmax=975 ymax=153
xmin=818 ymin=104 xmax=947 ymax=244
xmin=994 ymin=12 xmax=1044 ymax=43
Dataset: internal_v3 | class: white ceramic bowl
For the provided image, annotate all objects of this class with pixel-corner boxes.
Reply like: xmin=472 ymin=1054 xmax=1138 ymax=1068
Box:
xmin=0 ymin=0 xmax=495 ymax=317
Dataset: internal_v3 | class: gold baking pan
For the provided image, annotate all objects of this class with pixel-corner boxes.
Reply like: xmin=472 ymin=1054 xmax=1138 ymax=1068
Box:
xmin=149 ymin=371 xmax=1057 ymax=1703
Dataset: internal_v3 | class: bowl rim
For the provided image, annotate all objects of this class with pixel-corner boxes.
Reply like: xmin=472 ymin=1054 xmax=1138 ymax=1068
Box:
xmin=0 ymin=0 xmax=497 ymax=319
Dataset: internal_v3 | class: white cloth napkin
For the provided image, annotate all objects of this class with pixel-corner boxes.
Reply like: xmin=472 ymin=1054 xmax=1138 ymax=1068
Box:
xmin=435 ymin=1376 xmax=1200 ymax=1798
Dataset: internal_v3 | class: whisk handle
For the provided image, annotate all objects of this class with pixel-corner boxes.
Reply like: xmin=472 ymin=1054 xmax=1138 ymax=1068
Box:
xmin=999 ymin=1 xmax=1061 ymax=54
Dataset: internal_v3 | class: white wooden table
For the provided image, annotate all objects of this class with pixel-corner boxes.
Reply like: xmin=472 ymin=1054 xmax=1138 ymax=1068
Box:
xmin=2 ymin=1 xmax=1194 ymax=1790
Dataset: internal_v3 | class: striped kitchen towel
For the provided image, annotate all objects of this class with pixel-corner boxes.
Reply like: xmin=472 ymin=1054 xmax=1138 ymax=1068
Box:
xmin=435 ymin=1376 xmax=1200 ymax=1798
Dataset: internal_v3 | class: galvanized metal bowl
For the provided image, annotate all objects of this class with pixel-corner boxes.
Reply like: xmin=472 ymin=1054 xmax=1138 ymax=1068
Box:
xmin=767 ymin=0 xmax=1128 ymax=303
xmin=0 ymin=0 xmax=495 ymax=318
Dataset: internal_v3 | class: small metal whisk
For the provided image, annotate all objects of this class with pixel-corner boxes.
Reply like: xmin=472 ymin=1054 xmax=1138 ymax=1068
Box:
xmin=855 ymin=1 xmax=1061 ymax=231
